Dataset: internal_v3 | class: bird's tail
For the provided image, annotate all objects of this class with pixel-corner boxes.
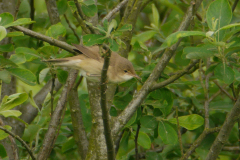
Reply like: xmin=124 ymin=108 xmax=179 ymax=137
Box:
xmin=43 ymin=58 xmax=82 ymax=69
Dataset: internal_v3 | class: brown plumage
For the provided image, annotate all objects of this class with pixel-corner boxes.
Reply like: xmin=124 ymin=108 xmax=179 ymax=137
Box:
xmin=44 ymin=44 xmax=140 ymax=83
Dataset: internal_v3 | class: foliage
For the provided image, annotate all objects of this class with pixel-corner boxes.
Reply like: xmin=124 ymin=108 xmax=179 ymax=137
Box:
xmin=1 ymin=0 xmax=240 ymax=159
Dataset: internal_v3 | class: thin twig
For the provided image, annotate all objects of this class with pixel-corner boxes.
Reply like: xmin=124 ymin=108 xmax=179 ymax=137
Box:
xmin=180 ymin=127 xmax=221 ymax=160
xmin=50 ymin=74 xmax=55 ymax=116
xmin=213 ymin=80 xmax=235 ymax=101
xmin=74 ymin=76 xmax=83 ymax=89
xmin=102 ymin=0 xmax=129 ymax=23
xmin=74 ymin=0 xmax=87 ymax=20
xmin=29 ymin=0 xmax=35 ymax=30
xmin=14 ymin=0 xmax=21 ymax=20
xmin=135 ymin=123 xmax=141 ymax=160
xmin=11 ymin=26 xmax=76 ymax=54
xmin=151 ymin=60 xmax=199 ymax=91
xmin=63 ymin=14 xmax=80 ymax=42
xmin=176 ymin=107 xmax=184 ymax=155
xmin=232 ymin=0 xmax=239 ymax=12
xmin=208 ymin=90 xmax=221 ymax=102
xmin=100 ymin=46 xmax=115 ymax=159
xmin=0 ymin=126 xmax=36 ymax=160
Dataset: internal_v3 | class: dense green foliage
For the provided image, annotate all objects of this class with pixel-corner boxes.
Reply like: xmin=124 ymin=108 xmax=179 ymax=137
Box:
xmin=1 ymin=0 xmax=240 ymax=159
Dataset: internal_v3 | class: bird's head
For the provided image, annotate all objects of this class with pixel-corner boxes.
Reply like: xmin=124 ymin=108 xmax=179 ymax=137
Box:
xmin=114 ymin=57 xmax=141 ymax=83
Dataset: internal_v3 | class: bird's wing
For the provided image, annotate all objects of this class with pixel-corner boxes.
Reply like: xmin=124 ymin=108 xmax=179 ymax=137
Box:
xmin=73 ymin=44 xmax=101 ymax=61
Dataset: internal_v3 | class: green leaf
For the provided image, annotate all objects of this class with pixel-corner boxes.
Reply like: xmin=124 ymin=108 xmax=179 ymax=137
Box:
xmin=81 ymin=4 xmax=97 ymax=17
xmin=114 ymin=94 xmax=132 ymax=110
xmin=108 ymin=38 xmax=119 ymax=52
xmin=153 ymin=31 xmax=206 ymax=53
xmin=0 ymin=125 xmax=12 ymax=141
xmin=7 ymin=68 xmax=37 ymax=86
xmin=0 ymin=110 xmax=22 ymax=117
xmin=7 ymin=31 xmax=24 ymax=37
xmin=0 ymin=144 xmax=7 ymax=158
xmin=0 ymin=70 xmax=11 ymax=83
xmin=125 ymin=111 xmax=137 ymax=128
xmin=57 ymin=0 xmax=68 ymax=15
xmin=55 ymin=135 xmax=67 ymax=145
xmin=140 ymin=115 xmax=158 ymax=129
xmin=107 ymin=19 xmax=117 ymax=35
xmin=0 ymin=26 xmax=7 ymax=41
xmin=0 ymin=93 xmax=28 ymax=111
xmin=0 ymin=55 xmax=18 ymax=68
xmin=15 ymin=47 xmax=40 ymax=61
xmin=83 ymin=34 xmax=106 ymax=46
xmin=132 ymin=30 xmax=157 ymax=44
xmin=28 ymin=90 xmax=39 ymax=111
xmin=183 ymin=44 xmax=217 ymax=59
xmin=4 ymin=18 xmax=35 ymax=28
xmin=0 ymin=44 xmax=14 ymax=52
xmin=82 ymin=0 xmax=95 ymax=5
xmin=116 ymin=24 xmax=132 ymax=32
xmin=206 ymin=0 xmax=232 ymax=31
xmin=39 ymin=68 xmax=50 ymax=84
xmin=119 ymin=131 xmax=130 ymax=152
xmin=10 ymin=53 xmax=26 ymax=64
xmin=152 ymin=4 xmax=159 ymax=27
xmin=146 ymin=152 xmax=163 ymax=160
xmin=137 ymin=131 xmax=151 ymax=149
xmin=57 ymin=69 xmax=68 ymax=84
xmin=22 ymin=124 xmax=40 ymax=142
xmin=110 ymin=106 xmax=118 ymax=117
xmin=46 ymin=22 xmax=66 ymax=39
xmin=62 ymin=137 xmax=76 ymax=153
xmin=149 ymin=88 xmax=173 ymax=116
xmin=67 ymin=1 xmax=77 ymax=13
xmin=216 ymin=23 xmax=240 ymax=33
xmin=168 ymin=114 xmax=204 ymax=130
xmin=0 ymin=13 xmax=14 ymax=26
xmin=158 ymin=121 xmax=178 ymax=145
xmin=214 ymin=63 xmax=235 ymax=84
xmin=38 ymin=45 xmax=57 ymax=58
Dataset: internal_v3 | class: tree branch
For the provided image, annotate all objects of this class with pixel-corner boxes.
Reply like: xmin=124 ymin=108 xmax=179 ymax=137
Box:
xmin=151 ymin=60 xmax=199 ymax=91
xmin=37 ymin=70 xmax=78 ymax=160
xmin=0 ymin=126 xmax=36 ymax=160
xmin=69 ymin=78 xmax=89 ymax=159
xmin=180 ymin=127 xmax=221 ymax=160
xmin=206 ymin=95 xmax=240 ymax=160
xmin=11 ymin=26 xmax=76 ymax=54
xmin=102 ymin=0 xmax=129 ymax=23
xmin=100 ymin=47 xmax=115 ymax=159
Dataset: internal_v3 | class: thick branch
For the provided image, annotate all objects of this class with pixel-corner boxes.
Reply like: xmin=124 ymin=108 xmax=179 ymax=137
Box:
xmin=69 ymin=83 xmax=88 ymax=159
xmin=37 ymin=70 xmax=78 ymax=160
xmin=11 ymin=26 xmax=76 ymax=54
xmin=0 ymin=126 xmax=36 ymax=160
xmin=206 ymin=95 xmax=240 ymax=160
xmin=45 ymin=0 xmax=61 ymax=24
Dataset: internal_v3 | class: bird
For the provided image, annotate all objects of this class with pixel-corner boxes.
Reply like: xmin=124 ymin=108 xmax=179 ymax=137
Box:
xmin=43 ymin=44 xmax=141 ymax=83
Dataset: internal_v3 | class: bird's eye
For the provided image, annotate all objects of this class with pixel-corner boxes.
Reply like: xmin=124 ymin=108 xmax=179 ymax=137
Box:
xmin=124 ymin=70 xmax=128 ymax=73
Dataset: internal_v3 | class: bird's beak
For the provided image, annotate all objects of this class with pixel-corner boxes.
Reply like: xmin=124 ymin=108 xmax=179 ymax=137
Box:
xmin=133 ymin=74 xmax=143 ymax=84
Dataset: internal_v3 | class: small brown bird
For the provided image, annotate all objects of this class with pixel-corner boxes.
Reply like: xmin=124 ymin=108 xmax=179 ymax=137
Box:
xmin=44 ymin=44 xmax=141 ymax=83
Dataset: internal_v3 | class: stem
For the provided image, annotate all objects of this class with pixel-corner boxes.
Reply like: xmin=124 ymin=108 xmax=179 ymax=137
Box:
xmin=0 ymin=126 xmax=36 ymax=160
